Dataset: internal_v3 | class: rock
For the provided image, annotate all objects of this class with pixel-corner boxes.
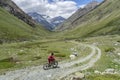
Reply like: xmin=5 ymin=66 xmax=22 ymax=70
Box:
xmin=94 ymin=70 xmax=101 ymax=74
xmin=115 ymin=65 xmax=118 ymax=67
xmin=47 ymin=74 xmax=52 ymax=78
xmin=72 ymin=72 xmax=85 ymax=80
xmin=93 ymin=42 xmax=99 ymax=46
xmin=101 ymin=68 xmax=119 ymax=75
xmin=73 ymin=52 xmax=78 ymax=57
xmin=117 ymin=53 xmax=120 ymax=56
xmin=71 ymin=48 xmax=74 ymax=51
xmin=28 ymin=61 xmax=32 ymax=63
xmin=114 ymin=43 xmax=118 ymax=46
xmin=104 ymin=68 xmax=115 ymax=74
xmin=16 ymin=62 xmax=20 ymax=64
xmin=85 ymin=72 xmax=91 ymax=75
xmin=20 ymin=50 xmax=24 ymax=52
xmin=70 ymin=55 xmax=76 ymax=60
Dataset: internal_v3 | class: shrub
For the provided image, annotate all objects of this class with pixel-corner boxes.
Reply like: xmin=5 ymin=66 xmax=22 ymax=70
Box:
xmin=117 ymin=40 xmax=120 ymax=43
xmin=0 ymin=39 xmax=3 ymax=44
xmin=105 ymin=47 xmax=115 ymax=52
xmin=17 ymin=52 xmax=27 ymax=55
xmin=0 ymin=62 xmax=15 ymax=69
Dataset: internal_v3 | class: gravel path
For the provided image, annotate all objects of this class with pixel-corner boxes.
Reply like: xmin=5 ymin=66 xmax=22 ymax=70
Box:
xmin=0 ymin=41 xmax=101 ymax=80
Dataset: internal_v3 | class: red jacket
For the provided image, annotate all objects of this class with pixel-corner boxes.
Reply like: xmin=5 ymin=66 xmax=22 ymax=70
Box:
xmin=48 ymin=55 xmax=55 ymax=63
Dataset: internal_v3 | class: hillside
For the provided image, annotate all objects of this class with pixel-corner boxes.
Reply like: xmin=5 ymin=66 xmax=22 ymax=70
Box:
xmin=0 ymin=0 xmax=36 ymax=27
xmin=56 ymin=1 xmax=100 ymax=31
xmin=0 ymin=7 xmax=49 ymax=42
xmin=57 ymin=0 xmax=120 ymax=38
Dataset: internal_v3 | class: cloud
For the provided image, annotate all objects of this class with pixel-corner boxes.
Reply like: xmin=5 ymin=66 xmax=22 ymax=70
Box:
xmin=12 ymin=0 xmax=78 ymax=19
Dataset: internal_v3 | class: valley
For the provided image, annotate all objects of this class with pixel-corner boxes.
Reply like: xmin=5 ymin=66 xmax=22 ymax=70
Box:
xmin=0 ymin=0 xmax=120 ymax=80
xmin=0 ymin=35 xmax=120 ymax=80
xmin=0 ymin=40 xmax=102 ymax=80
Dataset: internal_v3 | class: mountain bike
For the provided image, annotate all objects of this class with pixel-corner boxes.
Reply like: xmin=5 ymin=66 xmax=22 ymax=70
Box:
xmin=43 ymin=60 xmax=58 ymax=70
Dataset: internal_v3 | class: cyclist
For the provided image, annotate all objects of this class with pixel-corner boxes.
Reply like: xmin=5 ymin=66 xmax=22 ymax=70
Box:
xmin=48 ymin=52 xmax=55 ymax=65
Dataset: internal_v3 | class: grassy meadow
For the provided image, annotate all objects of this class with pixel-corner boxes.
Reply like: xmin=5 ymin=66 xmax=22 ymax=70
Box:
xmin=0 ymin=39 xmax=92 ymax=73
xmin=82 ymin=35 xmax=120 ymax=80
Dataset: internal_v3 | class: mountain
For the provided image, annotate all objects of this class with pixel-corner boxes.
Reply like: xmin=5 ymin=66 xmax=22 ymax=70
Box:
xmin=0 ymin=0 xmax=49 ymax=42
xmin=42 ymin=15 xmax=51 ymax=22
xmin=57 ymin=0 xmax=120 ymax=38
xmin=28 ymin=12 xmax=65 ymax=30
xmin=50 ymin=16 xmax=66 ymax=28
xmin=56 ymin=1 xmax=100 ymax=31
xmin=28 ymin=12 xmax=53 ymax=30
xmin=84 ymin=1 xmax=100 ymax=9
xmin=0 ymin=0 xmax=37 ymax=27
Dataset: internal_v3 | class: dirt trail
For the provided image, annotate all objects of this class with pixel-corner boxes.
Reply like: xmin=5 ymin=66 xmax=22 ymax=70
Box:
xmin=0 ymin=41 xmax=101 ymax=80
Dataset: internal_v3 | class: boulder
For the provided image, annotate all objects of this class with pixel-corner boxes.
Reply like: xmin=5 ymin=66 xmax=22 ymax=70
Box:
xmin=104 ymin=68 xmax=115 ymax=74
xmin=117 ymin=53 xmax=120 ymax=56
xmin=70 ymin=55 xmax=76 ymax=60
xmin=72 ymin=72 xmax=85 ymax=80
xmin=73 ymin=52 xmax=78 ymax=57
xmin=94 ymin=70 xmax=101 ymax=74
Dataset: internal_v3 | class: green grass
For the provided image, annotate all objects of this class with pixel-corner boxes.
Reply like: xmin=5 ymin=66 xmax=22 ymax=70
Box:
xmin=63 ymin=35 xmax=120 ymax=79
xmin=0 ymin=7 xmax=49 ymax=42
xmin=0 ymin=1 xmax=120 ymax=79
xmin=84 ymin=35 xmax=120 ymax=70
xmin=81 ymin=35 xmax=120 ymax=79
xmin=0 ymin=40 xmax=74 ymax=72
xmin=0 ymin=62 xmax=15 ymax=69
xmin=55 ymin=0 xmax=120 ymax=39
xmin=0 ymin=39 xmax=95 ymax=73
xmin=86 ymin=74 xmax=120 ymax=80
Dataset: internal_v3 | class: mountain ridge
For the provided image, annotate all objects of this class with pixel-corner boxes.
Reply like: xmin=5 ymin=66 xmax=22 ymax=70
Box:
xmin=0 ymin=0 xmax=37 ymax=27
xmin=0 ymin=0 xmax=49 ymax=42
xmin=58 ymin=0 xmax=120 ymax=38
xmin=50 ymin=16 xmax=65 ymax=28
xmin=28 ymin=12 xmax=65 ymax=30
xmin=28 ymin=12 xmax=53 ymax=30
xmin=56 ymin=1 xmax=101 ymax=31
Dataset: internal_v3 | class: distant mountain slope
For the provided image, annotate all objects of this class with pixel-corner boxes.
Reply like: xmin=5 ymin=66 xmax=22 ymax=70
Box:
xmin=56 ymin=1 xmax=100 ymax=31
xmin=50 ymin=16 xmax=65 ymax=28
xmin=0 ymin=0 xmax=36 ymax=27
xmin=28 ymin=12 xmax=65 ymax=30
xmin=28 ymin=12 xmax=53 ymax=30
xmin=0 ymin=7 xmax=48 ymax=42
xmin=57 ymin=0 xmax=120 ymax=38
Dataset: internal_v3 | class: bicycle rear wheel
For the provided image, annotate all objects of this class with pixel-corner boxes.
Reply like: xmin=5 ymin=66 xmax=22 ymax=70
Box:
xmin=43 ymin=63 xmax=49 ymax=70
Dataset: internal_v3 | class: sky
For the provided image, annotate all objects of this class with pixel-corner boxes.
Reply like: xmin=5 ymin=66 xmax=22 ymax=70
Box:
xmin=12 ymin=0 xmax=103 ymax=19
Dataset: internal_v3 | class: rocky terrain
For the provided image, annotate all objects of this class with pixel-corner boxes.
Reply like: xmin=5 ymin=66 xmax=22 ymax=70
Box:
xmin=28 ymin=12 xmax=53 ymax=30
